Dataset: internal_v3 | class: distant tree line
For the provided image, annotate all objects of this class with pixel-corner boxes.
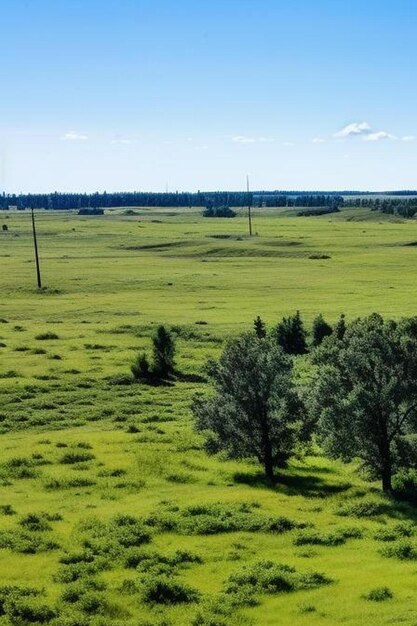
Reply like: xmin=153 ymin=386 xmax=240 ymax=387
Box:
xmin=0 ymin=191 xmax=252 ymax=210
xmin=0 ymin=191 xmax=343 ymax=211
xmin=253 ymin=194 xmax=344 ymax=209
xmin=345 ymin=197 xmax=417 ymax=218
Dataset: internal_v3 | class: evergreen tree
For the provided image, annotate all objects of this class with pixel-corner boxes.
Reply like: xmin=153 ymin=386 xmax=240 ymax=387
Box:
xmin=152 ymin=325 xmax=176 ymax=378
xmin=312 ymin=314 xmax=333 ymax=347
xmin=274 ymin=311 xmax=308 ymax=355
xmin=253 ymin=316 xmax=266 ymax=339
xmin=334 ymin=313 xmax=346 ymax=340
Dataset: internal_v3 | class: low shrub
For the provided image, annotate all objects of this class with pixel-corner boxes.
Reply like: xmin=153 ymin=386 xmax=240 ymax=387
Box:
xmin=293 ymin=527 xmax=362 ymax=547
xmin=44 ymin=477 xmax=96 ymax=490
xmin=363 ymin=586 xmax=393 ymax=602
xmin=141 ymin=575 xmax=200 ymax=605
xmin=0 ymin=529 xmax=59 ymax=554
xmin=145 ymin=501 xmax=305 ymax=536
xmin=4 ymin=596 xmax=56 ymax=623
xmin=224 ymin=560 xmax=332 ymax=606
xmin=110 ymin=514 xmax=151 ymax=548
xmin=0 ymin=370 xmax=20 ymax=379
xmin=35 ymin=332 xmax=59 ymax=340
xmin=2 ymin=457 xmax=38 ymax=479
xmin=374 ymin=522 xmax=414 ymax=542
xmin=381 ymin=540 xmax=417 ymax=560
xmin=336 ymin=499 xmax=390 ymax=518
xmin=59 ymin=452 xmax=95 ymax=464
xmin=19 ymin=513 xmax=52 ymax=532
xmin=131 ymin=353 xmax=151 ymax=381
xmin=0 ymin=585 xmax=41 ymax=616
xmin=0 ymin=504 xmax=16 ymax=516
xmin=392 ymin=468 xmax=417 ymax=503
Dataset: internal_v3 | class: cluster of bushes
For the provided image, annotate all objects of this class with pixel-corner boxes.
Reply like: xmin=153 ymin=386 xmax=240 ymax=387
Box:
xmin=194 ymin=312 xmax=417 ymax=496
xmin=144 ymin=501 xmax=308 ymax=536
xmin=293 ymin=526 xmax=362 ymax=547
xmin=202 ymin=205 xmax=236 ymax=218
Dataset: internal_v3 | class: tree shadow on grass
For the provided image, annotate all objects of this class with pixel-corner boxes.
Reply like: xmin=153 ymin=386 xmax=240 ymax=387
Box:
xmin=233 ymin=470 xmax=352 ymax=498
xmin=174 ymin=372 xmax=207 ymax=384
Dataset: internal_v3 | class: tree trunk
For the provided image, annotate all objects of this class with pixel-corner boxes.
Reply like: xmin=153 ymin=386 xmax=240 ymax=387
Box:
xmin=263 ymin=445 xmax=275 ymax=484
xmin=381 ymin=462 xmax=392 ymax=494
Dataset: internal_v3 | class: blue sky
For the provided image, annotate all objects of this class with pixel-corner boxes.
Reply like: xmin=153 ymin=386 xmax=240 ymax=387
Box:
xmin=1 ymin=0 xmax=417 ymax=192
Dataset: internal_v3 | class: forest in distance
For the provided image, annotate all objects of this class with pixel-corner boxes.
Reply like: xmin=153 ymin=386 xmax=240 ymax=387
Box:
xmin=3 ymin=190 xmax=417 ymax=217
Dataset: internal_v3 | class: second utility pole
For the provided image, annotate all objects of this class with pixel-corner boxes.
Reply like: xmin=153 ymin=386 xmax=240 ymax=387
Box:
xmin=247 ymin=175 xmax=253 ymax=236
xmin=31 ymin=208 xmax=42 ymax=289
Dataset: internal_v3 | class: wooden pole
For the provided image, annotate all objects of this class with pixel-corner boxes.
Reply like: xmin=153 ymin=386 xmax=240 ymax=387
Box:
xmin=31 ymin=208 xmax=42 ymax=289
xmin=247 ymin=175 xmax=253 ymax=236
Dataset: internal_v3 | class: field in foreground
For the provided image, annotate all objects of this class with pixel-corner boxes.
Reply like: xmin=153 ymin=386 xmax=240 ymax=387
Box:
xmin=1 ymin=207 xmax=417 ymax=625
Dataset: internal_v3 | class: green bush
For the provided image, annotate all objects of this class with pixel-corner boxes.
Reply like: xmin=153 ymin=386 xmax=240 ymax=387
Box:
xmin=0 ymin=529 xmax=59 ymax=554
xmin=4 ymin=595 xmax=56 ymax=623
xmin=363 ymin=586 xmax=393 ymax=602
xmin=141 ymin=575 xmax=200 ymax=605
xmin=19 ymin=513 xmax=52 ymax=532
xmin=224 ymin=560 xmax=332 ymax=605
xmin=392 ymin=468 xmax=417 ymax=503
xmin=59 ymin=451 xmax=95 ymax=464
xmin=3 ymin=457 xmax=38 ymax=479
xmin=131 ymin=353 xmax=151 ymax=381
xmin=35 ymin=332 xmax=59 ymax=340
xmin=381 ymin=540 xmax=417 ymax=560
xmin=336 ymin=499 xmax=390 ymax=518
xmin=0 ymin=586 xmax=41 ymax=617
xmin=374 ymin=522 xmax=414 ymax=542
xmin=293 ymin=527 xmax=362 ymax=547
xmin=203 ymin=206 xmax=236 ymax=218
xmin=0 ymin=504 xmax=16 ymax=516
xmin=145 ymin=501 xmax=305 ymax=536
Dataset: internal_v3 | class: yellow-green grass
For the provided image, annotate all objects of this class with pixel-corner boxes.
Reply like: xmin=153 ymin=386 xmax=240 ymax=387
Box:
xmin=1 ymin=207 xmax=417 ymax=625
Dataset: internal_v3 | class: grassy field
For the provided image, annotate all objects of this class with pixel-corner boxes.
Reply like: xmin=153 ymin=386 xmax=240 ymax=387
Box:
xmin=1 ymin=207 xmax=417 ymax=625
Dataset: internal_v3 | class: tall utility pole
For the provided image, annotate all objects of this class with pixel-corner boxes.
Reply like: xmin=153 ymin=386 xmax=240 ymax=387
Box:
xmin=247 ymin=175 xmax=253 ymax=236
xmin=31 ymin=208 xmax=42 ymax=289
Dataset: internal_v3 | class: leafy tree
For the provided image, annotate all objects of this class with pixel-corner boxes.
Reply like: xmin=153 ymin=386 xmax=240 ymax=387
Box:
xmin=309 ymin=314 xmax=417 ymax=493
xmin=311 ymin=314 xmax=332 ymax=347
xmin=254 ymin=316 xmax=266 ymax=339
xmin=192 ymin=333 xmax=308 ymax=482
xmin=152 ymin=325 xmax=176 ymax=378
xmin=274 ymin=311 xmax=308 ymax=355
xmin=334 ymin=313 xmax=346 ymax=340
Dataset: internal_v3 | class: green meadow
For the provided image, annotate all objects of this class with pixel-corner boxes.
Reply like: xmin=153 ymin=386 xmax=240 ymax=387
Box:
xmin=2 ymin=207 xmax=417 ymax=625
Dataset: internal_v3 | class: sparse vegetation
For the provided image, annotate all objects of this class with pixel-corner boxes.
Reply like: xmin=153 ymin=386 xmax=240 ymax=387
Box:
xmin=2 ymin=207 xmax=417 ymax=625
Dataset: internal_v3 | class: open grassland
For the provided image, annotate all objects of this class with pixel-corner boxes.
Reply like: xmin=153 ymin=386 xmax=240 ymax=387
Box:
xmin=2 ymin=207 xmax=417 ymax=625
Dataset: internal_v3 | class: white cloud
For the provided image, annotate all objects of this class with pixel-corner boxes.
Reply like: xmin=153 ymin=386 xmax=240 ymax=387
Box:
xmin=363 ymin=131 xmax=396 ymax=142
xmin=258 ymin=136 xmax=275 ymax=143
xmin=312 ymin=137 xmax=326 ymax=143
xmin=61 ymin=131 xmax=88 ymax=141
xmin=232 ymin=135 xmax=257 ymax=143
xmin=334 ymin=122 xmax=371 ymax=138
xmin=402 ymin=135 xmax=416 ymax=142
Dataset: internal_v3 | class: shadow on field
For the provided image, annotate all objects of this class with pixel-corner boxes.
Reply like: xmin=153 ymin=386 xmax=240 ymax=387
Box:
xmin=233 ymin=469 xmax=352 ymax=498
xmin=175 ymin=372 xmax=207 ymax=384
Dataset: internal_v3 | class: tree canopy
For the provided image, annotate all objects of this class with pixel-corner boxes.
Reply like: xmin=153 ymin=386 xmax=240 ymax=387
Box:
xmin=192 ymin=333 xmax=309 ymax=481
xmin=309 ymin=313 xmax=417 ymax=492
